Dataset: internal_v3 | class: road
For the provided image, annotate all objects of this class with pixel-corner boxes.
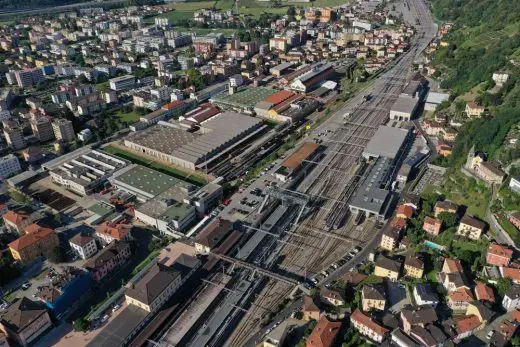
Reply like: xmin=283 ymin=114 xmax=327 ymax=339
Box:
xmin=0 ymin=0 xmax=125 ymax=19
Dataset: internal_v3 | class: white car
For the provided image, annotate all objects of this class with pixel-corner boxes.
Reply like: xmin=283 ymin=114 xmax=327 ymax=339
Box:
xmin=486 ymin=331 xmax=494 ymax=339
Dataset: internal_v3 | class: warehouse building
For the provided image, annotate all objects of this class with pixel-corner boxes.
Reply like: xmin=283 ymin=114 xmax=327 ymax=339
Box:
xmin=109 ymin=165 xmax=222 ymax=235
xmin=351 ymin=126 xmax=410 ymax=220
xmin=274 ymin=142 xmax=320 ymax=182
xmin=349 ymin=156 xmax=395 ymax=221
xmin=124 ymin=112 xmax=265 ymax=171
xmin=289 ymin=62 xmax=335 ymax=93
xmin=210 ymin=87 xmax=277 ymax=114
xmin=389 ymin=96 xmax=419 ymax=121
xmin=362 ymin=126 xmax=410 ymax=160
xmin=44 ymin=147 xmax=130 ymax=196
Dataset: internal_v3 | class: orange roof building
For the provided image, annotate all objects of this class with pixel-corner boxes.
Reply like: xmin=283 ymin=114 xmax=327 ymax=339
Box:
xmin=8 ymin=224 xmax=59 ymax=263
xmin=474 ymin=282 xmax=495 ymax=303
xmin=3 ymin=210 xmax=33 ymax=235
xmin=306 ymin=316 xmax=342 ymax=347
xmin=486 ymin=243 xmax=513 ymax=267
xmin=423 ymin=216 xmax=443 ymax=236
xmin=95 ymin=223 xmax=131 ymax=244
xmin=396 ymin=204 xmax=414 ymax=219
xmin=500 ymin=267 xmax=520 ymax=284
xmin=442 ymin=258 xmax=464 ymax=274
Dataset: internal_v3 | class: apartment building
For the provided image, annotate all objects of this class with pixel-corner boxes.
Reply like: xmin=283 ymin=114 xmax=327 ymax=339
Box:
xmin=52 ymin=119 xmax=75 ymax=142
xmin=8 ymin=224 xmax=59 ymax=263
xmin=0 ymin=154 xmax=22 ymax=179
xmin=30 ymin=116 xmax=55 ymax=142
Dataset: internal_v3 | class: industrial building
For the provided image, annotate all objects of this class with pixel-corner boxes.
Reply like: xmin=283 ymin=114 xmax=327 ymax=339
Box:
xmin=350 ymin=126 xmax=410 ymax=221
xmin=109 ymin=165 xmax=222 ymax=236
xmin=254 ymin=90 xmax=316 ymax=123
xmin=389 ymin=95 xmax=420 ymax=121
xmin=362 ymin=126 xmax=409 ymax=160
xmin=210 ymin=87 xmax=277 ymax=114
xmin=44 ymin=147 xmax=130 ymax=196
xmin=124 ymin=112 xmax=265 ymax=171
xmin=289 ymin=62 xmax=335 ymax=93
xmin=274 ymin=142 xmax=320 ymax=182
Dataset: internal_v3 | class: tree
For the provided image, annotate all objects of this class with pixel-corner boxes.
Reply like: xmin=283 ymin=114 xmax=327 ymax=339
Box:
xmin=287 ymin=6 xmax=296 ymax=16
xmin=73 ymin=318 xmax=90 ymax=332
xmin=495 ymin=278 xmax=512 ymax=297
xmin=437 ymin=212 xmax=457 ymax=228
xmin=47 ymin=247 xmax=65 ymax=264
xmin=0 ymin=254 xmax=20 ymax=286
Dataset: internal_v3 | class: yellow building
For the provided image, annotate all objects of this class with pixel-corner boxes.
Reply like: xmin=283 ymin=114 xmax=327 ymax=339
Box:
xmin=374 ymin=256 xmax=402 ymax=281
xmin=380 ymin=227 xmax=400 ymax=251
xmin=362 ymin=284 xmax=386 ymax=311
xmin=404 ymin=255 xmax=424 ymax=279
xmin=456 ymin=215 xmax=486 ymax=240
xmin=125 ymin=263 xmax=182 ymax=313
xmin=8 ymin=224 xmax=59 ymax=264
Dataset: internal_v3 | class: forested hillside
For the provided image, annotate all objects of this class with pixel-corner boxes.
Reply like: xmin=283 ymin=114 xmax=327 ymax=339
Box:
xmin=430 ymin=0 xmax=520 ymax=166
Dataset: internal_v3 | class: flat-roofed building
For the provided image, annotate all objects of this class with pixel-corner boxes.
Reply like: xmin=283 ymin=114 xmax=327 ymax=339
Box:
xmin=44 ymin=147 xmax=130 ymax=196
xmin=124 ymin=112 xmax=265 ymax=171
xmin=109 ymin=75 xmax=135 ymax=91
xmin=362 ymin=125 xmax=409 ymax=160
xmin=389 ymin=95 xmax=419 ymax=121
xmin=52 ymin=119 xmax=75 ymax=142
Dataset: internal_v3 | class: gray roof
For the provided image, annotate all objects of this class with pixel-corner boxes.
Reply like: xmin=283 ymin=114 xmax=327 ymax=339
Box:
xmin=125 ymin=263 xmax=180 ymax=305
xmin=349 ymin=157 xmax=393 ymax=215
xmin=86 ymin=304 xmax=148 ymax=347
xmin=391 ymin=95 xmax=419 ymax=115
xmin=363 ymin=125 xmax=409 ymax=159
xmin=414 ymin=283 xmax=438 ymax=302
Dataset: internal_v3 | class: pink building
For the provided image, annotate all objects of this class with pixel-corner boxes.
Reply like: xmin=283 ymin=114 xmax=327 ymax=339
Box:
xmin=83 ymin=241 xmax=131 ymax=282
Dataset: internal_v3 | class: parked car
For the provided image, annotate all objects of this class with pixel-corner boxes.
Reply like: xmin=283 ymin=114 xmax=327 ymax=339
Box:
xmin=21 ymin=282 xmax=31 ymax=290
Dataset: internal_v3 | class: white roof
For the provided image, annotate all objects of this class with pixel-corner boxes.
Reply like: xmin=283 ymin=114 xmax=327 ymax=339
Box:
xmin=426 ymin=91 xmax=449 ymax=105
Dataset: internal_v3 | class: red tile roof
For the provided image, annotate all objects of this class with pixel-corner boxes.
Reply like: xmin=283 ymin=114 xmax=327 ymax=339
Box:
xmin=488 ymin=243 xmax=513 ymax=259
xmin=397 ymin=204 xmax=414 ymax=219
xmin=3 ymin=210 xmax=30 ymax=225
xmin=474 ymin=282 xmax=495 ymax=303
xmin=161 ymin=100 xmax=184 ymax=110
xmin=263 ymin=90 xmax=295 ymax=104
xmin=502 ymin=267 xmax=520 ymax=282
xmin=448 ymin=287 xmax=474 ymax=302
xmin=456 ymin=315 xmax=481 ymax=334
xmin=444 ymin=258 xmax=463 ymax=273
xmin=512 ymin=309 xmax=520 ymax=322
xmin=96 ymin=223 xmax=131 ymax=241
xmin=306 ymin=316 xmax=342 ymax=347
xmin=351 ymin=309 xmax=388 ymax=337
xmin=8 ymin=224 xmax=56 ymax=251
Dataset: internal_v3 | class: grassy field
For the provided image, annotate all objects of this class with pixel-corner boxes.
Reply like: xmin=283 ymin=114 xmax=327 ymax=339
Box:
xmin=116 ymin=110 xmax=141 ymax=124
xmin=104 ymin=145 xmax=207 ymax=186
xmin=164 ymin=1 xmax=217 ymax=10
xmin=216 ymin=0 xmax=235 ymax=10
xmin=440 ymin=171 xmax=490 ymax=219
xmin=497 ymin=217 xmax=519 ymax=240
xmin=147 ymin=1 xmax=217 ymax=24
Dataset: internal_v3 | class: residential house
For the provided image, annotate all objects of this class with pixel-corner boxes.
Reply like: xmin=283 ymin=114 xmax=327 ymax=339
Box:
xmin=409 ymin=325 xmax=448 ymax=346
xmin=510 ymin=211 xmax=520 ymax=229
xmin=339 ymin=272 xmax=367 ymax=285
xmin=434 ymin=200 xmax=458 ymax=217
xmin=400 ymin=305 xmax=438 ymax=334
xmin=69 ymin=233 xmax=97 ymax=260
xmin=362 ymin=284 xmax=386 ymax=311
xmin=0 ymin=297 xmax=52 ymax=347
xmin=306 ymin=316 xmax=342 ymax=347
xmin=456 ymin=215 xmax=486 ymax=240
xmin=442 ymin=258 xmax=464 ymax=274
xmin=500 ymin=267 xmax=520 ymax=284
xmin=302 ymin=296 xmax=321 ymax=321
xmin=413 ymin=283 xmax=439 ymax=308
xmin=486 ymin=243 xmax=513 ymax=267
xmin=3 ymin=210 xmax=34 ymax=236
xmin=8 ymin=224 xmax=59 ymax=264
xmin=422 ymin=216 xmax=443 ymax=236
xmin=489 ymin=319 xmax=519 ymax=347
xmin=83 ymin=241 xmax=131 ymax=282
xmin=374 ymin=256 xmax=402 ymax=281
xmin=448 ymin=287 xmax=474 ymax=312
xmin=391 ymin=328 xmax=420 ymax=347
xmin=474 ymin=282 xmax=495 ymax=303
xmin=492 ymin=72 xmax=510 ymax=87
xmin=396 ymin=204 xmax=414 ymax=220
xmin=465 ymin=101 xmax=485 ymax=117
xmin=380 ymin=227 xmax=400 ymax=251
xmin=503 ymin=286 xmax=520 ymax=311
xmin=95 ymin=223 xmax=131 ymax=245
xmin=447 ymin=315 xmax=481 ymax=341
xmin=440 ymin=271 xmax=470 ymax=293
xmin=404 ymin=255 xmax=424 ymax=279
xmin=125 ymin=263 xmax=182 ymax=313
xmin=321 ymin=288 xmax=345 ymax=307
xmin=466 ymin=301 xmax=494 ymax=330
xmin=194 ymin=218 xmax=233 ymax=254
xmin=351 ymin=309 xmax=388 ymax=343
